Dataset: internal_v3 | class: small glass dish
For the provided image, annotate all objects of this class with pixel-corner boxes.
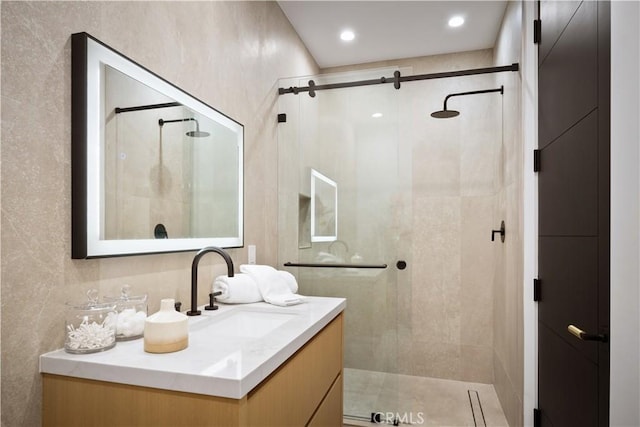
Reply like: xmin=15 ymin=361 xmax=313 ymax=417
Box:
xmin=104 ymin=285 xmax=147 ymax=341
xmin=65 ymin=290 xmax=117 ymax=354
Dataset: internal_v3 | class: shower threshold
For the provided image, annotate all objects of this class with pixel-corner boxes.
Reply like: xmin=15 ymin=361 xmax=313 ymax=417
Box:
xmin=342 ymin=368 xmax=508 ymax=426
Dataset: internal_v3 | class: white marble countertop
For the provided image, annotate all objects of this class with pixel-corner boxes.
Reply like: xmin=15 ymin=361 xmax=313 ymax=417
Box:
xmin=40 ymin=296 xmax=346 ymax=399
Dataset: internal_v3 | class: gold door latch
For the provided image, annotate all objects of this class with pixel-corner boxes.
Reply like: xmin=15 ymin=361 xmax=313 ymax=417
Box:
xmin=567 ymin=325 xmax=607 ymax=342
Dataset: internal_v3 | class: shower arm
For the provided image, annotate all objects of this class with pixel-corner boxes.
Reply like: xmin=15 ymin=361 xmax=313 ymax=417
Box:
xmin=115 ymin=101 xmax=181 ymax=114
xmin=442 ymin=86 xmax=504 ymax=111
xmin=159 ymin=117 xmax=209 ymax=138
xmin=158 ymin=118 xmax=197 ymax=127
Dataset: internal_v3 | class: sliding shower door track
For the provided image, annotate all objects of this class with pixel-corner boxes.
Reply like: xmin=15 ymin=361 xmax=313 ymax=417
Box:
xmin=278 ymin=63 xmax=519 ymax=97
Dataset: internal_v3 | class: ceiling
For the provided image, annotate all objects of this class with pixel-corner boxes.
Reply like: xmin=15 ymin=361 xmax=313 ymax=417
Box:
xmin=278 ymin=1 xmax=508 ymax=69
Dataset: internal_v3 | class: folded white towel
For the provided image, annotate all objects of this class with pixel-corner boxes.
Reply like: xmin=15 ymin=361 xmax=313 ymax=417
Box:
xmin=240 ymin=264 xmax=305 ymax=307
xmin=213 ymin=273 xmax=263 ymax=304
xmin=278 ymin=270 xmax=299 ymax=293
xmin=267 ymin=294 xmax=307 ymax=307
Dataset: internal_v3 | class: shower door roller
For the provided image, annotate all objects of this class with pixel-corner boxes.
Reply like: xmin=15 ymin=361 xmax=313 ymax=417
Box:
xmin=396 ymin=260 xmax=407 ymax=270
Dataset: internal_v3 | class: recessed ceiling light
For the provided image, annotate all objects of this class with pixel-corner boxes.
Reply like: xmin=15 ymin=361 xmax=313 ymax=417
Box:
xmin=448 ymin=16 xmax=465 ymax=28
xmin=372 ymin=112 xmax=383 ymax=118
xmin=340 ymin=30 xmax=355 ymax=41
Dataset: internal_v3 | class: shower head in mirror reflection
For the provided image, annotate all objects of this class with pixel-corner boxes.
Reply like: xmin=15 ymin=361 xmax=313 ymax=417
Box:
xmin=158 ymin=117 xmax=211 ymax=138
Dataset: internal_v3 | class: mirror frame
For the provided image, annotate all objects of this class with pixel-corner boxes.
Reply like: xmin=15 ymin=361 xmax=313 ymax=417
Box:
xmin=310 ymin=169 xmax=338 ymax=242
xmin=71 ymin=32 xmax=244 ymax=258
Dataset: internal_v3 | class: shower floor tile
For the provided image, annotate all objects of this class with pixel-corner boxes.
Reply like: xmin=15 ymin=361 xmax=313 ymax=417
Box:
xmin=343 ymin=368 xmax=509 ymax=426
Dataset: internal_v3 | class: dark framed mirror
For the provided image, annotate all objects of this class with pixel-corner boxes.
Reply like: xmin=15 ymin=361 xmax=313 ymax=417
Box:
xmin=72 ymin=32 xmax=244 ymax=258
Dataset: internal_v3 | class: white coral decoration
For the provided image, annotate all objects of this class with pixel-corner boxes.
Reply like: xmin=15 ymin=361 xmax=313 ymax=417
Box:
xmin=66 ymin=313 xmax=117 ymax=350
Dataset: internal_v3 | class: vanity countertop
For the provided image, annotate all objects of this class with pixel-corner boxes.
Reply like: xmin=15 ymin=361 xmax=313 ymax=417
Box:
xmin=40 ymin=296 xmax=346 ymax=399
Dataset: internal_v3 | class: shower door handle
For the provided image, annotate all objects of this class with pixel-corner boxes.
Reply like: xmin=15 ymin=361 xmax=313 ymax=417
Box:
xmin=396 ymin=260 xmax=407 ymax=270
xmin=491 ymin=221 xmax=505 ymax=242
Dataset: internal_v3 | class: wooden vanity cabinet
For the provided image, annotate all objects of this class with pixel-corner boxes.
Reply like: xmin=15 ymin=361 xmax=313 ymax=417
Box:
xmin=43 ymin=313 xmax=343 ymax=427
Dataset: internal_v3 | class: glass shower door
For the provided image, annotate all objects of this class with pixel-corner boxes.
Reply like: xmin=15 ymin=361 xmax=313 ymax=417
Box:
xmin=277 ymin=68 xmax=413 ymax=423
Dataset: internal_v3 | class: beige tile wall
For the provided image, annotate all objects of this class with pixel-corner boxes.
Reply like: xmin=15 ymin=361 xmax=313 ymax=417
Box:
xmin=405 ymin=55 xmax=499 ymax=384
xmin=492 ymin=2 xmax=524 ymax=426
xmin=281 ymin=11 xmax=525 ymax=423
xmin=0 ymin=2 xmax=526 ymax=424
xmin=287 ymin=49 xmax=503 ymax=384
xmin=0 ymin=2 xmax=318 ymax=425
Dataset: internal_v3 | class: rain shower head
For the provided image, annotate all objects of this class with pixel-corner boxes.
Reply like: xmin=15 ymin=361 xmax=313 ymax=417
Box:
xmin=431 ymin=85 xmax=503 ymax=119
xmin=430 ymin=109 xmax=460 ymax=119
xmin=185 ymin=121 xmax=210 ymax=138
xmin=158 ymin=117 xmax=210 ymax=138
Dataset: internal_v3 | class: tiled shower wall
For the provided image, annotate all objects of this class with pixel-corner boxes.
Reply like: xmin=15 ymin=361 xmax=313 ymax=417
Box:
xmin=307 ymin=5 xmax=524 ymax=422
xmin=492 ymin=2 xmax=525 ymax=426
xmin=403 ymin=52 xmax=500 ymax=384
xmin=0 ymin=2 xmax=318 ymax=425
xmin=305 ymin=48 xmax=502 ymax=384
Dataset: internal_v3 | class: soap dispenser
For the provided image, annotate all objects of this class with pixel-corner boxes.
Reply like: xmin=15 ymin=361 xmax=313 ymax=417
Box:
xmin=144 ymin=298 xmax=188 ymax=353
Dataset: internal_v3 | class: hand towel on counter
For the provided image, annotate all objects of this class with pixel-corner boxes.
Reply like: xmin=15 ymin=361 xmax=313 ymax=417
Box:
xmin=278 ymin=270 xmax=299 ymax=293
xmin=212 ymin=273 xmax=263 ymax=304
xmin=239 ymin=264 xmax=305 ymax=307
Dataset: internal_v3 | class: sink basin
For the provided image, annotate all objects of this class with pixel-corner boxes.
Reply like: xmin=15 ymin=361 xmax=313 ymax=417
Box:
xmin=190 ymin=309 xmax=298 ymax=338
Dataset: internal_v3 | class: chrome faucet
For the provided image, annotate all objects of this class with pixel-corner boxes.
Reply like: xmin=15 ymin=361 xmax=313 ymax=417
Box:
xmin=187 ymin=246 xmax=234 ymax=316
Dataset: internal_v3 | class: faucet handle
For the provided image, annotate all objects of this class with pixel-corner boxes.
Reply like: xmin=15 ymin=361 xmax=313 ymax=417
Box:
xmin=205 ymin=291 xmax=223 ymax=311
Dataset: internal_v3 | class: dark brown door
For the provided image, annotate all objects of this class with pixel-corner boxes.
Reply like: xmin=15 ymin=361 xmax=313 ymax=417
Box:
xmin=537 ymin=1 xmax=610 ymax=426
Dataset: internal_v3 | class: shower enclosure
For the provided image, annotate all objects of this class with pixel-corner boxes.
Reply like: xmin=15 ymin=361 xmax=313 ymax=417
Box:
xmin=278 ymin=57 xmax=507 ymax=424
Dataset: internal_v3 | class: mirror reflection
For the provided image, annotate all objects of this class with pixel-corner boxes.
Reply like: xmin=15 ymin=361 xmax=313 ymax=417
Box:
xmin=104 ymin=65 xmax=240 ymax=240
xmin=310 ymin=169 xmax=337 ymax=242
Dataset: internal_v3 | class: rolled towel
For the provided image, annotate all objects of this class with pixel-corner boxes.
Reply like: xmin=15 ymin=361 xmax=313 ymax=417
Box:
xmin=240 ymin=264 xmax=305 ymax=307
xmin=213 ymin=273 xmax=263 ymax=304
xmin=278 ymin=270 xmax=298 ymax=293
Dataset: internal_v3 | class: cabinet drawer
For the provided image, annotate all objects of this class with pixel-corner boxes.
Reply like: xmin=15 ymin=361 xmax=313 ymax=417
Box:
xmin=247 ymin=313 xmax=343 ymax=426
xmin=308 ymin=372 xmax=343 ymax=427
xmin=42 ymin=374 xmax=247 ymax=426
